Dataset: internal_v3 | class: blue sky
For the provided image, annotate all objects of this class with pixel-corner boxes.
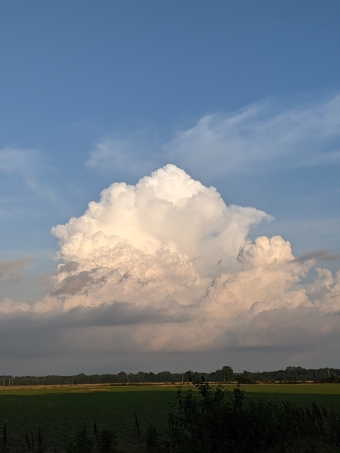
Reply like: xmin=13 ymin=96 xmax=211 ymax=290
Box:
xmin=1 ymin=1 xmax=340 ymax=374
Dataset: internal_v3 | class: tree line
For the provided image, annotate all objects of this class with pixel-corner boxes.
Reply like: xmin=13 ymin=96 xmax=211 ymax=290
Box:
xmin=1 ymin=365 xmax=339 ymax=386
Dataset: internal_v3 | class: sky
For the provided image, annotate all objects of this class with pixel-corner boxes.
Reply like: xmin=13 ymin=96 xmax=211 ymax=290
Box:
xmin=0 ymin=0 xmax=340 ymax=376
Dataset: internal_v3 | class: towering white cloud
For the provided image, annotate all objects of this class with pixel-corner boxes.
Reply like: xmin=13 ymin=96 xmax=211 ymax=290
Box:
xmin=1 ymin=164 xmax=340 ymax=372
xmin=50 ymin=164 xmax=269 ymax=309
xmin=203 ymin=236 xmax=313 ymax=318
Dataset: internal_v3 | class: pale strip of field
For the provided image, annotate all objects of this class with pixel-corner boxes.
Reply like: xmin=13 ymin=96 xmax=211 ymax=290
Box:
xmin=1 ymin=382 xmax=340 ymax=395
xmin=222 ymin=383 xmax=340 ymax=394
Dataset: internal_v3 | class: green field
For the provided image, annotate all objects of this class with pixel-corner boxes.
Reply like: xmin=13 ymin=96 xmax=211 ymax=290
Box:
xmin=230 ymin=383 xmax=340 ymax=408
xmin=1 ymin=384 xmax=340 ymax=452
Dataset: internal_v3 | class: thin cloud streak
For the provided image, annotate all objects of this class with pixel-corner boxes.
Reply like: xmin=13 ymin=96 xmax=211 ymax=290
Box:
xmin=0 ymin=148 xmax=44 ymax=193
xmin=0 ymin=148 xmax=60 ymax=205
xmin=165 ymin=94 xmax=340 ymax=177
xmin=86 ymin=133 xmax=162 ymax=177
xmin=0 ymin=258 xmax=32 ymax=282
xmin=86 ymin=93 xmax=340 ymax=180
xmin=297 ymin=250 xmax=340 ymax=262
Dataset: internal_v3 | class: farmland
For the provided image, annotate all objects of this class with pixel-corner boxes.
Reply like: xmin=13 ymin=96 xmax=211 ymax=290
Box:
xmin=1 ymin=384 xmax=340 ymax=451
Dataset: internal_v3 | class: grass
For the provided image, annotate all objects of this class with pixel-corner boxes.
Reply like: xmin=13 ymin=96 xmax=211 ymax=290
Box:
xmin=1 ymin=384 xmax=340 ymax=451
xmin=0 ymin=385 xmax=178 ymax=451
xmin=225 ymin=383 xmax=340 ymax=411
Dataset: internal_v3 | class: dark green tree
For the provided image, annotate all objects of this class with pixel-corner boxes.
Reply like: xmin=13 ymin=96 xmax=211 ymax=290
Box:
xmin=221 ymin=366 xmax=234 ymax=382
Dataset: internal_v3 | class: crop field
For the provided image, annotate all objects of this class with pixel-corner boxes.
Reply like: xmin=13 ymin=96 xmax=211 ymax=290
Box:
xmin=0 ymin=385 xmax=179 ymax=452
xmin=229 ymin=383 xmax=340 ymax=408
xmin=1 ymin=384 xmax=340 ymax=451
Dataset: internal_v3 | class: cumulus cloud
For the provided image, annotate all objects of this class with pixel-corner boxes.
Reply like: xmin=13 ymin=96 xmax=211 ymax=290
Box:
xmin=1 ymin=165 xmax=340 ymax=372
xmin=203 ymin=236 xmax=313 ymax=318
xmin=47 ymin=166 xmax=340 ymax=345
xmin=50 ymin=164 xmax=269 ymax=309
xmin=0 ymin=297 xmax=30 ymax=313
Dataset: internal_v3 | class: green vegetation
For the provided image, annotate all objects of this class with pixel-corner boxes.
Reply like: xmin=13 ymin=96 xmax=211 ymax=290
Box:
xmin=144 ymin=378 xmax=340 ymax=453
xmin=1 ymin=383 xmax=340 ymax=451
xmin=0 ymin=386 xmax=177 ymax=452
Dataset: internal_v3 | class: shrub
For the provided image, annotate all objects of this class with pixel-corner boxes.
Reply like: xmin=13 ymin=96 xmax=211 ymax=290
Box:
xmin=144 ymin=375 xmax=339 ymax=453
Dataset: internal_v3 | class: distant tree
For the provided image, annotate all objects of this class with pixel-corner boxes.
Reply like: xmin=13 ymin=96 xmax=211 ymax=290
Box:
xmin=214 ymin=369 xmax=223 ymax=381
xmin=221 ymin=366 xmax=233 ymax=382
xmin=321 ymin=374 xmax=340 ymax=383
xmin=236 ymin=374 xmax=254 ymax=384
xmin=157 ymin=371 xmax=172 ymax=382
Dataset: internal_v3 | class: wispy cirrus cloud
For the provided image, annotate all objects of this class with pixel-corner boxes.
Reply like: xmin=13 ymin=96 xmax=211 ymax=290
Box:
xmin=0 ymin=148 xmax=43 ymax=192
xmin=86 ymin=93 xmax=340 ymax=179
xmin=0 ymin=147 xmax=60 ymax=202
xmin=86 ymin=133 xmax=162 ymax=177
xmin=166 ymin=94 xmax=340 ymax=177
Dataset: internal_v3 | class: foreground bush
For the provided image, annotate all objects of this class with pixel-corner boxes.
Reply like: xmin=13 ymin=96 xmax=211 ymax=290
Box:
xmin=143 ymin=376 xmax=340 ymax=453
